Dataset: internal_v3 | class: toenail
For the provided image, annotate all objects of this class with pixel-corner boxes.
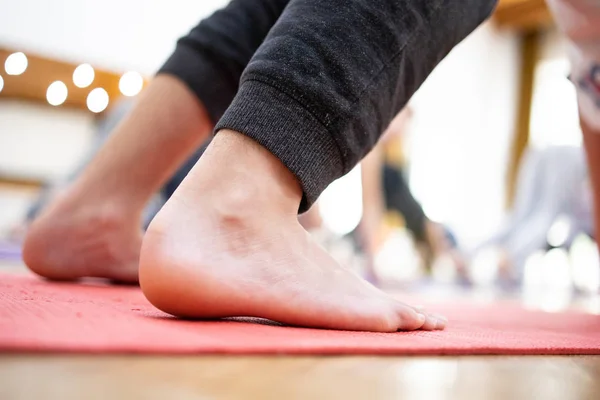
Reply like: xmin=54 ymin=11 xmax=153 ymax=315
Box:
xmin=416 ymin=313 xmax=426 ymax=325
xmin=435 ymin=317 xmax=448 ymax=330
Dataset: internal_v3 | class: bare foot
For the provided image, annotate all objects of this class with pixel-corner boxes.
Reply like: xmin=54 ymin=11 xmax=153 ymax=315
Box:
xmin=139 ymin=130 xmax=446 ymax=332
xmin=22 ymin=189 xmax=143 ymax=283
xmin=23 ymin=75 xmax=216 ymax=284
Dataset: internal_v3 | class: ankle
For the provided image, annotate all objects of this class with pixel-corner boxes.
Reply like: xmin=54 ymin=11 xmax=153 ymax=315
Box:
xmin=35 ymin=186 xmax=138 ymax=231
xmin=62 ymin=178 xmax=142 ymax=216
xmin=56 ymin=179 xmax=140 ymax=218
xmin=190 ymin=129 xmax=303 ymax=217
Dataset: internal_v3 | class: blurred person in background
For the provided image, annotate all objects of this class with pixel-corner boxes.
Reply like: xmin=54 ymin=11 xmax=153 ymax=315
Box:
xmin=359 ymin=108 xmax=467 ymax=284
xmin=474 ymin=145 xmax=593 ymax=285
xmin=467 ymin=0 xmax=600 ymax=289
xmin=545 ymin=0 xmax=600 ymax=261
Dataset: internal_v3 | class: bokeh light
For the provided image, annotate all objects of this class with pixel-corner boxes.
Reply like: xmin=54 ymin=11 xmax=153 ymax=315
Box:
xmin=86 ymin=88 xmax=109 ymax=113
xmin=73 ymin=63 xmax=95 ymax=88
xmin=5 ymin=52 xmax=28 ymax=76
xmin=118 ymin=71 xmax=143 ymax=97
xmin=46 ymin=81 xmax=68 ymax=106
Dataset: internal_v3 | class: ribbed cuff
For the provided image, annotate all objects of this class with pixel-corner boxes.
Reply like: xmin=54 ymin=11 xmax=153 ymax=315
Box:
xmin=158 ymin=43 xmax=237 ymax=124
xmin=215 ymin=79 xmax=343 ymax=212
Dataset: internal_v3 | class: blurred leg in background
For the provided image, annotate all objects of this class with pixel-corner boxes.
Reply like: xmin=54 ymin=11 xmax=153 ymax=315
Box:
xmin=359 ymin=108 xmax=466 ymax=284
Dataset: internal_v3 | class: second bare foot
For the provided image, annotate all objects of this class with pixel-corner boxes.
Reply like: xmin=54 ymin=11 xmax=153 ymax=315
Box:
xmin=22 ymin=189 xmax=143 ymax=283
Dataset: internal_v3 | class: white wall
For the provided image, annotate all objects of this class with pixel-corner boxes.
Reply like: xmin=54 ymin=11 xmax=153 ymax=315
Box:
xmin=1 ymin=0 xmax=232 ymax=179
xmin=0 ymin=101 xmax=95 ymax=181
xmin=0 ymin=0 xmax=229 ymax=74
xmin=0 ymin=188 xmax=37 ymax=237
xmin=408 ymin=22 xmax=520 ymax=248
xmin=529 ymin=28 xmax=581 ymax=149
xmin=0 ymin=101 xmax=95 ymax=236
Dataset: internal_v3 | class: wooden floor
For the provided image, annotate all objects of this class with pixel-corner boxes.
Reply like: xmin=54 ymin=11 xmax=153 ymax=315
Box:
xmin=2 ymin=262 xmax=600 ymax=399
xmin=1 ymin=355 xmax=600 ymax=399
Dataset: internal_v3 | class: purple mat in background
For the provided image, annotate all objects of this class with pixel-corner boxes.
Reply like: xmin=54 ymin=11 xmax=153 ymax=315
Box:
xmin=0 ymin=241 xmax=22 ymax=260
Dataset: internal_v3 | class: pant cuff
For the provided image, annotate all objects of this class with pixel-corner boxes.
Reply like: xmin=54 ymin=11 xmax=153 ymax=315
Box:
xmin=215 ymin=79 xmax=343 ymax=212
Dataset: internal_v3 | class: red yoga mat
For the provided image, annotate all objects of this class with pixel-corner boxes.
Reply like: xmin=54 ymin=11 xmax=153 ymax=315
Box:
xmin=2 ymin=272 xmax=600 ymax=355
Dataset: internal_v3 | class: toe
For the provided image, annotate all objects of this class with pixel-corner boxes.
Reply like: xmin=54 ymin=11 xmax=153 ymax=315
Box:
xmin=420 ymin=313 xmax=448 ymax=331
xmin=394 ymin=302 xmax=448 ymax=331
xmin=418 ymin=312 xmax=448 ymax=331
xmin=432 ymin=314 xmax=448 ymax=330
xmin=413 ymin=305 xmax=426 ymax=313
xmin=418 ymin=314 xmax=438 ymax=331
xmin=394 ymin=303 xmax=427 ymax=331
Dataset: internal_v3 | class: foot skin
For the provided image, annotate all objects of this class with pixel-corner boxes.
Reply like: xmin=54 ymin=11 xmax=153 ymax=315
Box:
xmin=22 ymin=190 xmax=143 ymax=283
xmin=140 ymin=130 xmax=447 ymax=332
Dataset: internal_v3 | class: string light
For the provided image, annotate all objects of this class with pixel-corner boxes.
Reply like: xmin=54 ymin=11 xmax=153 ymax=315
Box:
xmin=46 ymin=81 xmax=68 ymax=106
xmin=119 ymin=71 xmax=143 ymax=97
xmin=87 ymin=88 xmax=109 ymax=113
xmin=5 ymin=52 xmax=28 ymax=76
xmin=73 ymin=63 xmax=95 ymax=88
xmin=3 ymin=54 xmax=117 ymax=113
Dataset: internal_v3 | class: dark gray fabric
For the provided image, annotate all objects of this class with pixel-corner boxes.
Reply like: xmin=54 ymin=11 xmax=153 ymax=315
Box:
xmin=161 ymin=0 xmax=497 ymax=212
xmin=159 ymin=0 xmax=291 ymax=124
